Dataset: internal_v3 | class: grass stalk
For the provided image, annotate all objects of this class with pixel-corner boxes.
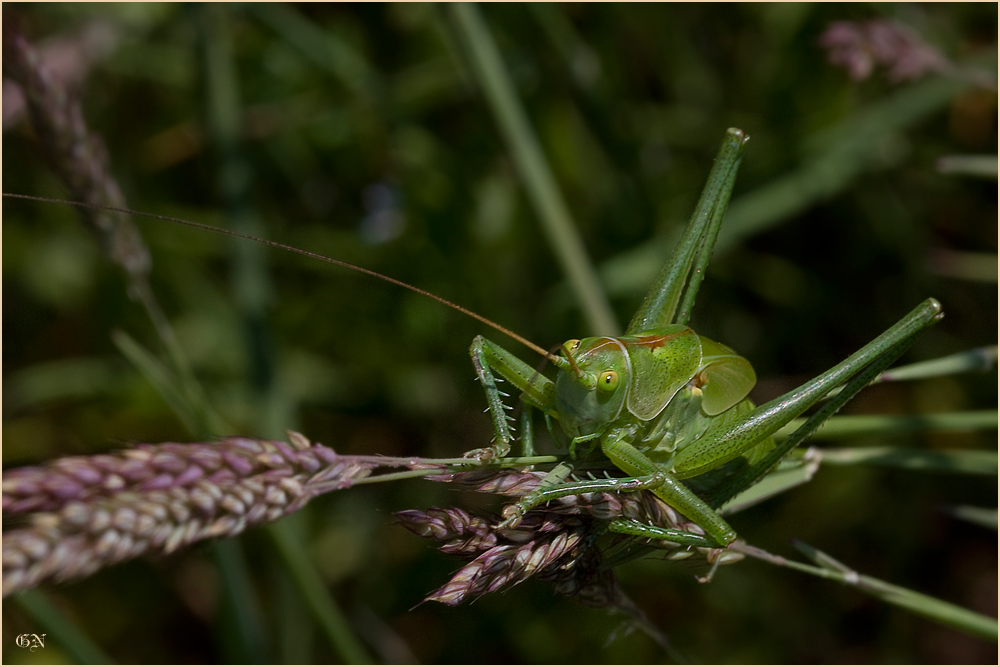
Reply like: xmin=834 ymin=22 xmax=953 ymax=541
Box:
xmin=817 ymin=446 xmax=997 ymax=474
xmin=732 ymin=541 xmax=998 ymax=641
xmin=774 ymin=410 xmax=997 ymax=440
xmin=448 ymin=3 xmax=618 ymax=336
xmin=267 ymin=520 xmax=373 ymax=664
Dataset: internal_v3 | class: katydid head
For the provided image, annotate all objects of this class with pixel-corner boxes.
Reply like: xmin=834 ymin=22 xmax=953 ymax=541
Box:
xmin=555 ymin=336 xmax=632 ymax=440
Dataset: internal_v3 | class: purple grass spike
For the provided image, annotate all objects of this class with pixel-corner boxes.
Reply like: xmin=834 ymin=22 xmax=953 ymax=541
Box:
xmin=2 ymin=433 xmax=410 ymax=597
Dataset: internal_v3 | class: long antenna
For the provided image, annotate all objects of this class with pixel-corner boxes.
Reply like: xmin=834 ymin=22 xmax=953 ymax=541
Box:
xmin=4 ymin=192 xmax=557 ymax=362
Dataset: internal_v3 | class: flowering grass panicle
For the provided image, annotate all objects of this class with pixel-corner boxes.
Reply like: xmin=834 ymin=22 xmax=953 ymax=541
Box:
xmin=2 ymin=433 xmax=381 ymax=597
xmin=397 ymin=469 xmax=740 ymax=607
xmin=818 ymin=19 xmax=950 ymax=83
xmin=3 ymin=24 xmax=150 ymax=284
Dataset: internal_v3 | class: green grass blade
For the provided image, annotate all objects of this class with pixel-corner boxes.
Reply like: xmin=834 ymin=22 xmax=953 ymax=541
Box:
xmin=267 ymin=520 xmax=373 ymax=664
xmin=212 ymin=540 xmax=271 ymax=663
xmin=111 ymin=330 xmax=207 ymax=435
xmin=719 ymin=453 xmax=821 ymax=515
xmin=248 ymin=3 xmax=381 ymax=99
xmin=936 ymin=154 xmax=998 ymax=179
xmin=112 ymin=326 xmax=230 ymax=439
xmin=928 ymin=249 xmax=999 ymax=282
xmin=817 ymin=447 xmax=997 ymax=475
xmin=722 ymin=445 xmax=995 ymax=514
xmin=199 ymin=9 xmax=303 ymax=662
xmin=857 ymin=577 xmax=997 ymax=642
xmin=13 ymin=590 xmax=115 ymax=664
xmin=448 ymin=3 xmax=618 ymax=336
xmin=940 ymin=505 xmax=998 ymax=530
xmin=878 ymin=346 xmax=997 ymax=382
xmin=790 ymin=541 xmax=999 ymax=642
xmin=3 ymin=357 xmax=124 ymax=414
xmin=774 ymin=410 xmax=998 ymax=440
xmin=598 ymin=71 xmax=985 ymax=300
xmin=733 ymin=541 xmax=998 ymax=642
xmin=718 ymin=75 xmax=976 ymax=250
xmin=526 ymin=3 xmax=601 ymax=90
xmin=275 ymin=568 xmax=316 ymax=663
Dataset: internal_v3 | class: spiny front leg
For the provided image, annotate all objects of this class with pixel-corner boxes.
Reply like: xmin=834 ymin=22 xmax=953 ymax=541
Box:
xmin=465 ymin=335 xmax=559 ymax=461
xmin=465 ymin=336 xmax=517 ymax=461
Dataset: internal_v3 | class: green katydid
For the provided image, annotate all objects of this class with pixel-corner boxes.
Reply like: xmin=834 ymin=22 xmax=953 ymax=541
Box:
xmin=460 ymin=128 xmax=943 ymax=547
xmin=3 ymin=128 xmax=943 ymax=552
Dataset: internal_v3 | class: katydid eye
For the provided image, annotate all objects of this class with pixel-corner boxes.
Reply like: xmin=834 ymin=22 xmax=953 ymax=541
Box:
xmin=564 ymin=339 xmax=581 ymax=353
xmin=598 ymin=370 xmax=619 ymax=392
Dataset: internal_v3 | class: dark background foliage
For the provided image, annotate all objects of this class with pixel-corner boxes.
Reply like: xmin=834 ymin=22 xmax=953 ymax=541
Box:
xmin=3 ymin=3 xmax=996 ymax=663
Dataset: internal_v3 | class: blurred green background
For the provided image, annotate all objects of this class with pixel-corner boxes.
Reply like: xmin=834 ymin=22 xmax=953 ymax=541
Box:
xmin=3 ymin=3 xmax=996 ymax=663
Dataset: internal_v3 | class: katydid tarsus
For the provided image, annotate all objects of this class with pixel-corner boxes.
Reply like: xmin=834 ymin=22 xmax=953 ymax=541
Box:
xmin=2 ymin=128 xmax=943 ymax=551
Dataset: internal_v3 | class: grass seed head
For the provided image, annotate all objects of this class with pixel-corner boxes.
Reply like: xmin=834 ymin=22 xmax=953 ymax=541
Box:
xmin=2 ymin=434 xmax=380 ymax=597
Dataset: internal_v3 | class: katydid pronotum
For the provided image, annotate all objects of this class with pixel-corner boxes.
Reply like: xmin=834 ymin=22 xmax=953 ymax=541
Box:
xmin=4 ymin=128 xmax=944 ymax=552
